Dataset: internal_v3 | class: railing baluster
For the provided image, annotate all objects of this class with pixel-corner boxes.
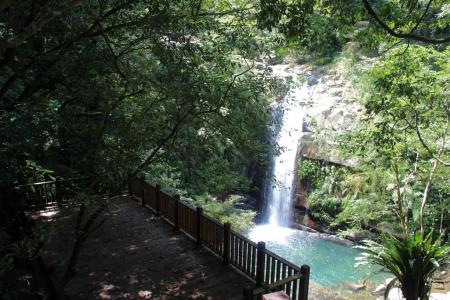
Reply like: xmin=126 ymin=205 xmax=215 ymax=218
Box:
xmin=292 ymin=271 xmax=298 ymax=300
xmin=286 ymin=267 xmax=293 ymax=295
xmin=37 ymin=185 xmax=42 ymax=206
xmin=276 ymin=261 xmax=281 ymax=282
xmin=206 ymin=220 xmax=210 ymax=248
xmin=231 ymin=233 xmax=236 ymax=264
xmin=251 ymin=244 xmax=256 ymax=278
xmin=240 ymin=238 xmax=244 ymax=268
xmin=255 ymin=241 xmax=265 ymax=287
xmin=155 ymin=184 xmax=161 ymax=216
xmin=216 ymin=225 xmax=220 ymax=253
xmin=207 ymin=219 xmax=211 ymax=247
xmin=140 ymin=174 xmax=145 ymax=207
xmin=42 ymin=184 xmax=48 ymax=206
xmin=270 ymin=255 xmax=276 ymax=284
xmin=55 ymin=177 xmax=62 ymax=205
xmin=265 ymin=254 xmax=271 ymax=284
xmin=174 ymin=195 xmax=179 ymax=229
xmin=211 ymin=221 xmax=215 ymax=250
xmin=246 ymin=243 xmax=251 ymax=274
xmin=196 ymin=207 xmax=202 ymax=246
xmin=182 ymin=206 xmax=186 ymax=230
xmin=242 ymin=240 xmax=247 ymax=274
xmin=299 ymin=265 xmax=310 ymax=300
xmin=223 ymin=223 xmax=230 ymax=265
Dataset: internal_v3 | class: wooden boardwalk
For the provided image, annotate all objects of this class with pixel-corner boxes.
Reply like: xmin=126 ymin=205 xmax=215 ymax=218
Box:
xmin=61 ymin=196 xmax=251 ymax=299
xmin=26 ymin=177 xmax=308 ymax=300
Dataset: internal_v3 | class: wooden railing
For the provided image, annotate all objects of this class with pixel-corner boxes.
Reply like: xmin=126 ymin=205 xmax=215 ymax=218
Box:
xmin=129 ymin=175 xmax=310 ymax=300
xmin=15 ymin=178 xmax=85 ymax=210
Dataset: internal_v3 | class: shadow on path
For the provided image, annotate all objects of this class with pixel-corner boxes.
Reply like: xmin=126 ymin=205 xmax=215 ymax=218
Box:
xmin=51 ymin=196 xmax=250 ymax=300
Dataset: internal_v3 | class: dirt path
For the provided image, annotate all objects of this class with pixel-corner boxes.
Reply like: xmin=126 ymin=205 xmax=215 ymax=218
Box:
xmin=52 ymin=196 xmax=251 ymax=300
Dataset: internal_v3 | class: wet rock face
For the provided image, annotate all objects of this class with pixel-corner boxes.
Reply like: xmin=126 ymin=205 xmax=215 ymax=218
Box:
xmin=267 ymin=63 xmax=362 ymax=167
xmin=297 ymin=71 xmax=363 ymax=167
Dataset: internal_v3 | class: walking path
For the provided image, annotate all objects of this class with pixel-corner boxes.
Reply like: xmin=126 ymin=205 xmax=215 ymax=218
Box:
xmin=51 ymin=196 xmax=251 ymax=299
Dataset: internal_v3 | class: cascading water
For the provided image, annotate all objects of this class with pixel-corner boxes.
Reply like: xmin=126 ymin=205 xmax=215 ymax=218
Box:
xmin=265 ymin=83 xmax=309 ymax=226
xmin=249 ymin=66 xmax=388 ymax=297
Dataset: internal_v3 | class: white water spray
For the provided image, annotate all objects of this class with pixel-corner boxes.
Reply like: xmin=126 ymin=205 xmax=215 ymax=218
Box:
xmin=265 ymin=80 xmax=310 ymax=227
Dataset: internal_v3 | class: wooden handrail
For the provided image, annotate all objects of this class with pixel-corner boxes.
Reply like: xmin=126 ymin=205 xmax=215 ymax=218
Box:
xmin=17 ymin=180 xmax=57 ymax=187
xmin=265 ymin=248 xmax=301 ymax=271
xmin=15 ymin=177 xmax=89 ymax=210
xmin=231 ymin=229 xmax=258 ymax=247
xmin=251 ymin=273 xmax=302 ymax=295
xmin=203 ymin=212 xmax=223 ymax=227
xmin=129 ymin=174 xmax=310 ymax=300
xmin=16 ymin=176 xmax=88 ymax=187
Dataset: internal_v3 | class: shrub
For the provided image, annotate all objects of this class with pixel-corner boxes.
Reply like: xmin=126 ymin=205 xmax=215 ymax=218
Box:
xmin=357 ymin=231 xmax=450 ymax=300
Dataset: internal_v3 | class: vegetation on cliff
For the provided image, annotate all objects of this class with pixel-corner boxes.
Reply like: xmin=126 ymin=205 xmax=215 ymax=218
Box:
xmin=299 ymin=45 xmax=449 ymax=239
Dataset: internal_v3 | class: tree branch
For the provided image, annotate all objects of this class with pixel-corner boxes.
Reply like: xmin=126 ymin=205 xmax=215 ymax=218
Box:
xmin=361 ymin=0 xmax=450 ymax=44
xmin=0 ymin=0 xmax=83 ymax=51
xmin=133 ymin=112 xmax=191 ymax=175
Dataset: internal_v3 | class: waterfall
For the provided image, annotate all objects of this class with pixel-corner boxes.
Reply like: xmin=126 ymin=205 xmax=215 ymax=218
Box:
xmin=248 ymin=69 xmax=387 ymax=294
xmin=264 ymin=80 xmax=310 ymax=227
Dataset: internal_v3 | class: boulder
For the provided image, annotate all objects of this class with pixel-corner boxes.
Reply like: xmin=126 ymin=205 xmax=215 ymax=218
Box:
xmin=386 ymin=288 xmax=405 ymax=300
xmin=434 ymin=270 xmax=448 ymax=280
xmin=351 ymin=283 xmax=366 ymax=292
xmin=293 ymin=223 xmax=319 ymax=233
xmin=347 ymin=230 xmax=377 ymax=241
xmin=318 ymin=233 xmax=354 ymax=246
xmin=372 ymin=278 xmax=395 ymax=295
xmin=430 ymin=292 xmax=450 ymax=300
xmin=372 ymin=283 xmax=385 ymax=295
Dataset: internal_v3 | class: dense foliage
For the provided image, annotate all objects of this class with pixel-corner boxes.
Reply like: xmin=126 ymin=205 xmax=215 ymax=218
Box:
xmin=1 ymin=0 xmax=449 ymax=298
xmin=342 ymin=45 xmax=449 ymax=234
xmin=0 ymin=1 xmax=281 ymax=197
xmin=0 ymin=1 xmax=276 ymax=298
xmin=298 ymin=159 xmax=395 ymax=231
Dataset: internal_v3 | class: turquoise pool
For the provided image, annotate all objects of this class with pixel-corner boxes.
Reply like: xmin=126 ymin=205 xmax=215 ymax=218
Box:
xmin=249 ymin=224 xmax=387 ymax=287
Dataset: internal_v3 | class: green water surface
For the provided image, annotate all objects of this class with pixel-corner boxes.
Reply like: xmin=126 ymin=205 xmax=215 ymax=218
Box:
xmin=249 ymin=224 xmax=387 ymax=287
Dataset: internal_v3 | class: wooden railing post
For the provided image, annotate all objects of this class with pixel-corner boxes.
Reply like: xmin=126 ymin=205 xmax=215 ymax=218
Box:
xmin=174 ymin=195 xmax=180 ymax=229
xmin=55 ymin=177 xmax=62 ymax=205
xmin=223 ymin=222 xmax=231 ymax=265
xmin=299 ymin=265 xmax=310 ymax=300
xmin=196 ymin=206 xmax=203 ymax=246
xmin=256 ymin=241 xmax=266 ymax=287
xmin=155 ymin=184 xmax=161 ymax=216
xmin=140 ymin=174 xmax=146 ymax=207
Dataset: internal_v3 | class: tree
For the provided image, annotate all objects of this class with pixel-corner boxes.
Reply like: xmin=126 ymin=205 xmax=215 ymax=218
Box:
xmin=354 ymin=45 xmax=449 ymax=235
xmin=256 ymin=0 xmax=449 ymax=57
xmin=0 ymin=0 xmax=273 ymax=188
xmin=342 ymin=45 xmax=449 ymax=299
xmin=0 ymin=1 xmax=276 ymax=298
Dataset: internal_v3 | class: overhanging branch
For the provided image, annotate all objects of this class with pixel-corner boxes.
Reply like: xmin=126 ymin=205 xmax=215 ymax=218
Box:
xmin=361 ymin=0 xmax=450 ymax=44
